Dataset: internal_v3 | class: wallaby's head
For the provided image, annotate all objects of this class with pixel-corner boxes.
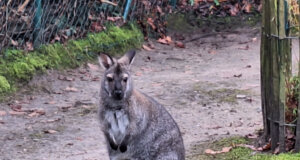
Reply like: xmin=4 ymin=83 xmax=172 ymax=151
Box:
xmin=98 ymin=50 xmax=136 ymax=101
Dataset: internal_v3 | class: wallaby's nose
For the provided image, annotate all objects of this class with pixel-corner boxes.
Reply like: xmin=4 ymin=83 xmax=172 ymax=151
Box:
xmin=114 ymin=90 xmax=123 ymax=100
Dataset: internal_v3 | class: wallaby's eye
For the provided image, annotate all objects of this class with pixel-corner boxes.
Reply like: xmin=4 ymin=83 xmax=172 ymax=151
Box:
xmin=107 ymin=77 xmax=113 ymax=82
xmin=123 ymin=77 xmax=128 ymax=83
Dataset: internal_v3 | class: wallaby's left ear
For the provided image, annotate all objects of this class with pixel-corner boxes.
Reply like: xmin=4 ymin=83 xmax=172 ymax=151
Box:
xmin=118 ymin=50 xmax=136 ymax=66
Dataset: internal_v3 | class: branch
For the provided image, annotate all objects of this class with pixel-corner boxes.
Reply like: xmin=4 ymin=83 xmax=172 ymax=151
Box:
xmin=100 ymin=0 xmax=117 ymax=6
xmin=17 ymin=0 xmax=31 ymax=13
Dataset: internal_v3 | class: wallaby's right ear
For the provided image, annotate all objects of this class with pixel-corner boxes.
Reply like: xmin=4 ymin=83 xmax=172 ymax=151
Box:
xmin=98 ymin=53 xmax=114 ymax=70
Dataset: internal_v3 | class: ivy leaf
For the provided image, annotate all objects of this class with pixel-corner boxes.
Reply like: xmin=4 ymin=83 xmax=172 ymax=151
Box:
xmin=214 ymin=0 xmax=220 ymax=6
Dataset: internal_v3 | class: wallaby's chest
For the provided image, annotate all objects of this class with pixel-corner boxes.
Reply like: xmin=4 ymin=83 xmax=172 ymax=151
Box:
xmin=104 ymin=110 xmax=129 ymax=144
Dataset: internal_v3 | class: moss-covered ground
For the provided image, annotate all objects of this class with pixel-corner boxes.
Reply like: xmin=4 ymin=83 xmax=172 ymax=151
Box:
xmin=0 ymin=24 xmax=143 ymax=97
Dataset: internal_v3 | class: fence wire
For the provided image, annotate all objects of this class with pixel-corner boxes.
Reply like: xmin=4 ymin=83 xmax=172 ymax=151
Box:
xmin=0 ymin=0 xmax=172 ymax=54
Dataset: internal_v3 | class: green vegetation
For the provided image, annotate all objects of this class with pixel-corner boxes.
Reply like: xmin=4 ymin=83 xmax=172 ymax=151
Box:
xmin=0 ymin=24 xmax=143 ymax=96
xmin=188 ymin=136 xmax=300 ymax=160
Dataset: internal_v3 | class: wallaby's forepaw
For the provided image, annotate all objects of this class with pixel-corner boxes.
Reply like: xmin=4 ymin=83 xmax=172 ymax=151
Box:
xmin=119 ymin=144 xmax=127 ymax=153
xmin=110 ymin=142 xmax=118 ymax=150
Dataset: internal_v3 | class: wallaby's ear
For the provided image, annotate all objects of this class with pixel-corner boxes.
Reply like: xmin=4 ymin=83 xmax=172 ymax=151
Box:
xmin=98 ymin=53 xmax=114 ymax=70
xmin=118 ymin=50 xmax=136 ymax=66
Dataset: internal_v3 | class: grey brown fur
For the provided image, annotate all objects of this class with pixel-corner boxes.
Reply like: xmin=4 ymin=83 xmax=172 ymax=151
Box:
xmin=98 ymin=50 xmax=185 ymax=160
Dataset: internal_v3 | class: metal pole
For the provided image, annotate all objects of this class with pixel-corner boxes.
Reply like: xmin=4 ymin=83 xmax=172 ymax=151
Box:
xmin=33 ymin=0 xmax=42 ymax=47
xmin=123 ymin=0 xmax=132 ymax=21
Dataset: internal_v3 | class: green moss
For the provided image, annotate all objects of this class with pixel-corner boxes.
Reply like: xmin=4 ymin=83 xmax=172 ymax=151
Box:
xmin=0 ymin=24 xmax=143 ymax=97
xmin=0 ymin=76 xmax=10 ymax=93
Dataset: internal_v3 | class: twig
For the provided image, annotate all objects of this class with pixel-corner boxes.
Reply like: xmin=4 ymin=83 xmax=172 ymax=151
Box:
xmin=17 ymin=0 xmax=31 ymax=13
xmin=100 ymin=0 xmax=118 ymax=6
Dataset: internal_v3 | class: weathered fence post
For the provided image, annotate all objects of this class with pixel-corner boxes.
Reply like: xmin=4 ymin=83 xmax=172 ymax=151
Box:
xmin=295 ymin=0 xmax=300 ymax=151
xmin=261 ymin=0 xmax=291 ymax=152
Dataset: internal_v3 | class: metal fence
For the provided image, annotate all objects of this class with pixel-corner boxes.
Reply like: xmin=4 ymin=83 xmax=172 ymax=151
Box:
xmin=0 ymin=0 xmax=173 ymax=53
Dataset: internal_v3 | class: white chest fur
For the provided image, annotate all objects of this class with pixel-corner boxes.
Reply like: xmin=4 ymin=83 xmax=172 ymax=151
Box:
xmin=104 ymin=110 xmax=129 ymax=145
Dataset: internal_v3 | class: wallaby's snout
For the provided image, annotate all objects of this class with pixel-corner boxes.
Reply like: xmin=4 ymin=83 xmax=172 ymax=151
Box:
xmin=113 ymin=89 xmax=123 ymax=100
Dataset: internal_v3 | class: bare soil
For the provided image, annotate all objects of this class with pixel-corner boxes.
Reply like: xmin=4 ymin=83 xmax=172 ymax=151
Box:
xmin=0 ymin=23 xmax=299 ymax=160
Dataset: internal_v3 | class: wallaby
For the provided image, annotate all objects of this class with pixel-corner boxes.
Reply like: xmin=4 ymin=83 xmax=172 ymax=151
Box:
xmin=98 ymin=50 xmax=185 ymax=160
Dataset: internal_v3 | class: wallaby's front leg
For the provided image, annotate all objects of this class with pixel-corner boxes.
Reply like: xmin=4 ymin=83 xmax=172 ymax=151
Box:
xmin=104 ymin=131 xmax=118 ymax=150
xmin=119 ymin=134 xmax=130 ymax=152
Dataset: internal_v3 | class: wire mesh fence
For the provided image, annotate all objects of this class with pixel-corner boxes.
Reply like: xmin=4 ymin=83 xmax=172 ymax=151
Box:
xmin=0 ymin=0 xmax=173 ymax=54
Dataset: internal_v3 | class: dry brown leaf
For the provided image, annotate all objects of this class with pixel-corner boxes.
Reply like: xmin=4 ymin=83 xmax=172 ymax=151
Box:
xmin=9 ymin=111 xmax=26 ymax=116
xmin=10 ymin=104 xmax=22 ymax=112
xmin=135 ymin=72 xmax=142 ymax=76
xmin=157 ymin=38 xmax=168 ymax=44
xmin=147 ymin=18 xmax=156 ymax=30
xmin=11 ymin=39 xmax=18 ymax=46
xmin=238 ymin=45 xmax=249 ymax=50
xmin=65 ymin=87 xmax=78 ymax=92
xmin=0 ymin=110 xmax=7 ymax=116
xmin=45 ymin=101 xmax=56 ymax=105
xmin=28 ymin=112 xmax=39 ymax=117
xmin=26 ymin=42 xmax=34 ymax=51
xmin=107 ymin=16 xmax=122 ymax=22
xmin=44 ymin=130 xmax=58 ymax=134
xmin=175 ymin=41 xmax=185 ymax=48
xmin=244 ymin=3 xmax=252 ymax=13
xmin=205 ymin=146 xmax=232 ymax=155
xmin=142 ymin=44 xmax=152 ymax=51
xmin=87 ymin=63 xmax=99 ymax=71
xmin=208 ymin=49 xmax=216 ymax=54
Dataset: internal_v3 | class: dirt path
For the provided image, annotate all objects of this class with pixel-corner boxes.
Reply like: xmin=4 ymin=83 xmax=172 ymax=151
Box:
xmin=0 ymin=25 xmax=298 ymax=160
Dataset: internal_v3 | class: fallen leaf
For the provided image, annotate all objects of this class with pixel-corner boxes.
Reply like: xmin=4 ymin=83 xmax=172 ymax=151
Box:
xmin=87 ymin=63 xmax=99 ymax=71
xmin=11 ymin=39 xmax=18 ymax=46
xmin=157 ymin=38 xmax=168 ymax=44
xmin=246 ymin=133 xmax=258 ymax=139
xmin=9 ymin=111 xmax=26 ymax=116
xmin=147 ymin=18 xmax=156 ymax=30
xmin=0 ymin=110 xmax=7 ymax=116
xmin=234 ymin=74 xmax=242 ymax=78
xmin=208 ymin=49 xmax=216 ymax=54
xmin=45 ymin=101 xmax=56 ymax=105
xmin=262 ymin=141 xmax=271 ymax=151
xmin=107 ymin=16 xmax=122 ymax=22
xmin=44 ymin=130 xmax=58 ymax=134
xmin=205 ymin=146 xmax=232 ymax=155
xmin=44 ymin=118 xmax=61 ymax=123
xmin=273 ymin=146 xmax=280 ymax=154
xmin=65 ymin=87 xmax=78 ymax=92
xmin=135 ymin=72 xmax=142 ymax=76
xmin=60 ymin=106 xmax=72 ymax=112
xmin=238 ymin=45 xmax=249 ymax=50
xmin=10 ymin=104 xmax=22 ymax=112
xmin=26 ymin=42 xmax=34 ymax=51
xmin=244 ymin=3 xmax=252 ymax=13
xmin=205 ymin=149 xmax=217 ymax=155
xmin=92 ymin=76 xmax=100 ymax=81
xmin=175 ymin=41 xmax=185 ymax=48
xmin=252 ymin=37 xmax=257 ymax=42
xmin=143 ymin=44 xmax=152 ymax=51
xmin=236 ymin=95 xmax=246 ymax=99
xmin=28 ymin=112 xmax=39 ymax=117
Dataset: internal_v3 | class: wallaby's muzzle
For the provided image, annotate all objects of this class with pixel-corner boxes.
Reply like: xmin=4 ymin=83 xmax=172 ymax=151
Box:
xmin=113 ymin=90 xmax=123 ymax=100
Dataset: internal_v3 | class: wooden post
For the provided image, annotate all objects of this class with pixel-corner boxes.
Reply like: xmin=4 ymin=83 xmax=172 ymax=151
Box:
xmin=261 ymin=0 xmax=271 ymax=141
xmin=261 ymin=0 xmax=291 ymax=152
xmin=294 ymin=0 xmax=300 ymax=151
